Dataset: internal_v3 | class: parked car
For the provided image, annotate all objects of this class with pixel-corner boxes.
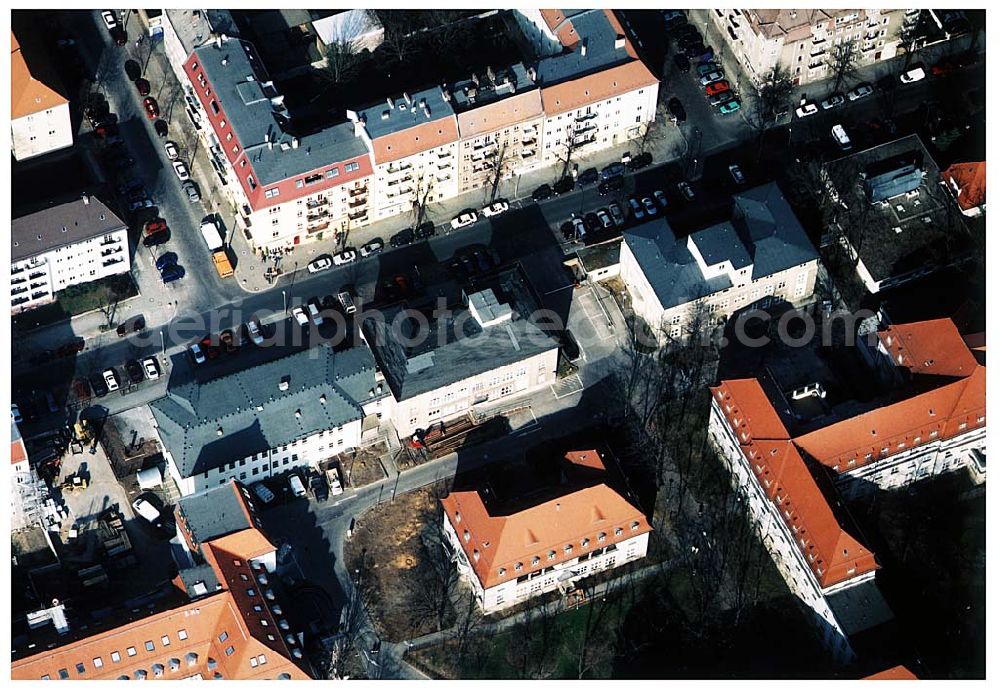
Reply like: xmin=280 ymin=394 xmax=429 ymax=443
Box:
xmin=900 ymin=65 xmax=926 ymax=83
xmin=642 ymin=197 xmax=658 ymax=217
xmin=608 ymin=202 xmax=625 ymax=227
xmin=451 ymin=210 xmax=478 ymax=229
xmin=219 ymin=329 xmax=237 ymax=353
xmin=90 ymin=373 xmax=109 ymax=397
xmin=568 ymin=216 xmax=586 ymax=240
xmin=134 ymin=78 xmax=150 ymax=96
xmin=154 ymin=119 xmax=168 ymax=138
xmin=577 ymin=167 xmax=599 ymax=187
xmin=831 ymin=124 xmax=853 ymax=151
xmin=677 ymin=181 xmax=695 ymax=200
xmin=705 ymin=81 xmax=730 ymax=96
xmin=699 ymin=71 xmax=725 ymax=86
xmin=598 ymin=176 xmax=623 ymax=195
xmin=719 ymin=100 xmax=741 ymax=115
xmin=361 ymin=239 xmax=384 ymax=257
xmin=628 ymin=152 xmax=652 ymax=171
xmin=820 ymin=93 xmax=845 ymax=109
xmin=696 ymin=62 xmax=720 ymax=77
xmin=142 ymin=357 xmax=160 ymax=380
xmin=553 ymin=176 xmax=575 ymax=195
xmin=182 ymin=181 xmax=201 ymax=202
xmin=124 ymin=360 xmax=144 ymax=386
xmin=338 ymin=291 xmax=357 ymax=315
xmin=414 ymin=222 xmax=435 ymax=240
xmin=129 ymin=198 xmax=154 ymax=212
xmin=653 ymin=189 xmax=669 ymax=208
xmin=117 ymin=314 xmax=147 ymax=334
xmin=668 ymin=97 xmax=687 ymax=122
xmin=246 ymin=319 xmax=265 ymax=346
xmin=291 ymin=306 xmax=309 ymax=327
xmin=333 ymin=249 xmax=357 ymax=265
xmin=288 ymin=474 xmax=307 ymax=498
xmin=101 ymin=10 xmax=118 ymax=30
xmin=601 ymin=162 xmax=626 ymax=180
xmin=673 ymin=53 xmax=691 ymax=72
xmin=132 ymin=493 xmax=164 ymax=527
xmin=532 ymin=184 xmax=553 ymax=201
xmin=628 ymin=197 xmax=645 ymax=221
xmin=172 ymin=161 xmax=190 ymax=181
xmin=596 ymin=209 xmax=614 ymax=230
xmin=708 ymin=91 xmax=734 ymax=106
xmin=481 ymin=200 xmax=509 ymax=217
xmin=164 ymin=140 xmax=180 ymax=160
xmin=310 ymin=476 xmax=329 ymax=503
xmin=308 ymin=256 xmax=333 ymax=273
xmin=252 ymin=482 xmax=276 ymax=505
xmin=390 ymin=228 xmax=414 ymax=247
xmin=103 ymin=368 xmax=120 ymax=392
xmin=847 ymin=83 xmax=874 ymax=101
xmin=729 ymin=164 xmax=746 ymax=184
xmin=160 ymin=264 xmax=184 ymax=283
xmin=143 ymin=97 xmax=159 ymax=119
xmin=795 ymin=102 xmax=819 ymax=118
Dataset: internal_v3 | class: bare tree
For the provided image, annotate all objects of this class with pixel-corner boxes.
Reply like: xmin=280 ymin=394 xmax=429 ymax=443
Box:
xmin=405 ymin=506 xmax=457 ymax=632
xmin=322 ymin=41 xmax=365 ymax=84
xmin=94 ymin=281 xmax=122 ymax=329
xmin=379 ymin=14 xmax=416 ymax=64
xmin=410 ymin=172 xmax=435 ymax=229
xmin=825 ymin=38 xmax=861 ymax=94
xmin=557 ymin=125 xmax=587 ymax=181
xmin=483 ymin=141 xmax=514 ymax=205
xmin=895 ymin=12 xmax=927 ymax=69
xmin=742 ymin=65 xmax=794 ymax=163
xmin=635 ymin=102 xmax=672 ymax=156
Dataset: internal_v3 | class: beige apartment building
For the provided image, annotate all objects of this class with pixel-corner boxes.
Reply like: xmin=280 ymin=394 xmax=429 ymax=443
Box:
xmin=709 ymin=8 xmax=920 ymax=86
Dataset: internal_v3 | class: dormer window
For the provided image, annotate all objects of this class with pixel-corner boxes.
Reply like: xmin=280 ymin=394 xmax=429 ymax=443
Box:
xmin=631 ymin=521 xmax=640 ymax=531
xmin=498 ymin=567 xmax=506 ymax=576
xmin=463 ymin=530 xmax=470 ymax=542
xmin=531 ymin=556 xmax=540 ymax=566
xmin=454 ymin=511 xmax=461 ymax=523
xmin=615 ymin=528 xmax=623 ymax=536
xmin=564 ymin=544 xmax=572 ymax=554
xmin=598 ymin=532 xmax=606 ymax=543
xmin=514 ymin=562 xmax=523 ymax=571
xmin=581 ymin=538 xmax=590 ymax=548
xmin=472 ymin=549 xmax=480 ymax=562
xmin=547 ymin=550 xmax=556 ymax=560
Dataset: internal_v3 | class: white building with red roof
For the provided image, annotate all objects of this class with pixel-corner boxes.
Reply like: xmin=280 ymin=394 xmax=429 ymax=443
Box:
xmin=441 ymin=449 xmax=651 ymax=613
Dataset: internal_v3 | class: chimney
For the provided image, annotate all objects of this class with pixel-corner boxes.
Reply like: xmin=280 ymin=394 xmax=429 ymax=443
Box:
xmin=422 ymin=104 xmax=431 ymax=118
xmin=615 ymin=35 xmax=626 ymax=50
xmin=267 ymin=140 xmax=273 ymax=150
xmin=215 ymin=35 xmax=222 ymax=49
xmin=471 ymin=73 xmax=480 ymax=86
xmin=279 ymin=375 xmax=289 ymax=391
xmin=386 ymin=96 xmax=394 ymax=109
xmin=403 ymin=91 xmax=412 ymax=106
xmin=527 ymin=66 xmax=537 ymax=83
xmin=81 ymin=193 xmax=90 ymax=205
xmin=486 ymin=65 xmax=495 ymax=83
xmin=220 ymin=33 xmax=229 ymax=43
xmin=440 ymin=85 xmax=451 ymax=102
xmin=222 ymin=57 xmax=228 ymax=66
xmin=291 ymin=138 xmax=299 ymax=149
xmin=419 ymin=98 xmax=427 ymax=108
xmin=581 ymin=39 xmax=587 ymax=57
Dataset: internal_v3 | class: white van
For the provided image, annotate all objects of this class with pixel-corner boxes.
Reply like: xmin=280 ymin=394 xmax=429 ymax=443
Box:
xmin=288 ymin=474 xmax=307 ymax=498
xmin=831 ymin=124 xmax=852 ymax=151
xmin=338 ymin=291 xmax=357 ymax=315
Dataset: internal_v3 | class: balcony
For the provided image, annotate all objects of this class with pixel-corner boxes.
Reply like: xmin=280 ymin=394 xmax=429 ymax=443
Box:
xmin=11 ymin=275 xmax=27 ymax=285
xmin=386 ymin=162 xmax=412 ymax=174
xmin=30 ymin=281 xmax=48 ymax=290
xmin=574 ymin=112 xmax=597 ymax=122
xmin=348 ymin=186 xmax=367 ymax=197
xmin=29 ymin=271 xmax=46 ymax=280
xmin=102 ymin=247 xmax=123 ymax=257
xmin=436 ymin=150 xmax=451 ymax=159
xmin=808 ymin=60 xmax=826 ymax=71
xmin=307 ymin=221 xmax=329 ymax=233
xmin=436 ymin=160 xmax=452 ymax=171
xmin=101 ymin=235 xmax=119 ymax=246
xmin=809 ymin=46 xmax=826 ymax=57
xmin=11 ymin=286 xmax=28 ymax=296
xmin=572 ymin=121 xmax=596 ymax=135
xmin=348 ymin=197 xmax=367 ymax=209
xmin=102 ymin=257 xmax=125 ymax=268
xmin=571 ymin=133 xmax=596 ymax=147
xmin=521 ymin=149 xmax=536 ymax=158
xmin=31 ymin=290 xmax=49 ymax=300
xmin=386 ymin=174 xmax=412 ymax=187
xmin=521 ymin=137 xmax=536 ymax=147
xmin=435 ymin=172 xmax=451 ymax=183
xmin=306 ymin=198 xmax=329 ymax=209
xmin=11 ymin=266 xmax=24 ymax=276
xmin=348 ymin=210 xmax=368 ymax=221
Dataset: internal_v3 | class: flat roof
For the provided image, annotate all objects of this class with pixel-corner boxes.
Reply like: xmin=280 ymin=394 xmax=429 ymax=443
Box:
xmin=351 ymin=84 xmax=456 ymax=141
xmin=12 ymin=195 xmax=126 ymax=263
xmin=533 ymin=9 xmax=632 ymax=86
xmin=164 ymin=9 xmax=238 ymax=57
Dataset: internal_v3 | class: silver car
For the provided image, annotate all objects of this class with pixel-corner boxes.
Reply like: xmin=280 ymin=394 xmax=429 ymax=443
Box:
xmin=608 ymin=202 xmax=625 ymax=227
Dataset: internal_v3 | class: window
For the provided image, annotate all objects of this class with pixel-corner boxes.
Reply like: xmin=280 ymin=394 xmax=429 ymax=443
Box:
xmin=112 ymin=652 xmax=122 ymax=663
xmin=247 ymin=175 xmax=257 ymax=190
xmin=76 ymin=663 xmax=86 ymax=674
xmin=225 ymin=646 xmax=236 ymax=656
xmin=93 ymin=657 xmax=104 ymax=669
xmin=296 ymin=179 xmax=304 ymax=189
xmin=304 ymin=173 xmax=322 ymax=185
xmin=598 ymin=532 xmax=606 ymax=543
xmin=145 ymin=641 xmax=155 ymax=652
xmin=514 ymin=562 xmax=523 ymax=571
xmin=326 ymin=168 xmax=339 ymax=178
xmin=564 ymin=544 xmax=572 ymax=554
xmin=250 ymin=657 xmax=259 ymax=668
xmin=161 ymin=635 xmax=170 ymax=646
xmin=614 ymin=528 xmax=623 ymax=536
xmin=345 ymin=162 xmax=360 ymax=173
xmin=248 ymin=588 xmax=256 ymax=596
xmin=265 ymin=188 xmax=279 ymax=199
xmin=259 ymin=654 xmax=267 ymax=665
xmin=548 ymin=550 xmax=556 ymax=560
xmin=210 ymin=100 xmax=220 ymax=114
xmin=59 ymin=669 xmax=69 ymax=680
xmin=219 ymin=632 xmax=229 ymax=643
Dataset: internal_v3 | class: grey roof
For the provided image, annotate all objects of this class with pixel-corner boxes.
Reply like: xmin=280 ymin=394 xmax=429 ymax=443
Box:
xmin=448 ymin=63 xmax=536 ymax=112
xmin=150 ymin=345 xmax=377 ymax=477
xmin=533 ymin=9 xmax=631 ymax=86
xmin=577 ymin=240 xmax=621 ymax=273
xmin=363 ymin=268 xmax=560 ymax=401
xmin=12 ymin=195 xmax=126 ymax=263
xmin=194 ymin=39 xmax=368 ymax=186
xmin=177 ymin=482 xmax=253 ymax=544
xmin=351 ymin=84 xmax=456 ymax=141
xmin=827 ymin=578 xmax=895 ymax=637
xmin=176 ymin=563 xmax=223 ymax=598
xmin=624 ymin=183 xmax=817 ymax=310
xmin=163 ymin=9 xmax=238 ymax=57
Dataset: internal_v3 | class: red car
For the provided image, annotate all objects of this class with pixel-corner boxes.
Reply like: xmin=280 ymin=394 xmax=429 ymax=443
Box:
xmin=143 ymin=97 xmax=159 ymax=119
xmin=930 ymin=59 xmax=956 ymax=77
xmin=135 ymin=78 xmax=150 ymax=96
xmin=144 ymin=218 xmax=167 ymax=235
xmin=705 ymin=80 xmax=730 ymax=96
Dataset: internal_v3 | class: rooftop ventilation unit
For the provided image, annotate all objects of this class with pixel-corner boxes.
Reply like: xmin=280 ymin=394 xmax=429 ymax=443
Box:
xmin=467 ymin=288 xmax=513 ymax=328
xmin=279 ymin=376 xmax=290 ymax=391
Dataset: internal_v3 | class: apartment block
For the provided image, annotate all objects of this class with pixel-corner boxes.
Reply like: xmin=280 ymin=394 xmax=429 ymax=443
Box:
xmin=150 ymin=345 xmax=388 ymax=496
xmin=11 ymin=194 xmax=130 ymax=313
xmin=442 ymin=450 xmax=651 ymax=613
xmin=11 ymin=31 xmax=73 ymax=161
xmin=708 ymin=8 xmax=917 ymax=86
xmin=620 ymin=183 xmax=818 ymax=342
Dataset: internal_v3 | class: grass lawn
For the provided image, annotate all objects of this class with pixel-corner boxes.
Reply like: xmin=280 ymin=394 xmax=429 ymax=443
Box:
xmin=13 ymin=273 xmax=138 ymax=332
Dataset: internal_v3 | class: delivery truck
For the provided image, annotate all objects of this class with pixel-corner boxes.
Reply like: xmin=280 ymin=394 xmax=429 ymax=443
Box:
xmin=200 ymin=216 xmax=234 ymax=278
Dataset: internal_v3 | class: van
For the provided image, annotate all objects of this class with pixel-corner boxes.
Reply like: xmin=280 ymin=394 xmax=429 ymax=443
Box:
xmin=831 ymin=124 xmax=852 ymax=151
xmin=338 ymin=291 xmax=357 ymax=315
xmin=288 ymin=474 xmax=307 ymax=498
xmin=132 ymin=494 xmax=163 ymax=526
xmin=252 ymin=482 xmax=275 ymax=505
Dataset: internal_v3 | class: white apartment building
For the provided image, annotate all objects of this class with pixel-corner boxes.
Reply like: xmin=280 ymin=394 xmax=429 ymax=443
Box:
xmin=150 ymin=345 xmax=388 ymax=496
xmin=442 ymin=450 xmax=651 ymax=613
xmin=709 ymin=8 xmax=916 ymax=86
xmin=620 ymin=183 xmax=818 ymax=342
xmin=11 ymin=195 xmax=130 ymax=313
xmin=11 ymin=31 xmax=73 ymax=161
xmin=362 ymin=271 xmax=561 ymax=436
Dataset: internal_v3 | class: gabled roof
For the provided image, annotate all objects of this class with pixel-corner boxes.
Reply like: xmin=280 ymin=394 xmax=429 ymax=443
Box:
xmin=11 ymin=30 xmax=68 ymax=120
xmin=12 ymin=194 xmax=127 ymax=263
xmin=151 ymin=345 xmax=376 ymax=477
xmin=878 ymin=318 xmax=980 ymax=377
xmin=455 ymin=84 xmax=543 ymax=140
xmin=731 ymin=183 xmax=818 ymax=279
xmin=711 ymin=383 xmax=879 ymax=589
xmin=864 ymin=665 xmax=919 ymax=680
xmin=942 ymin=161 xmax=986 ymax=212
xmin=177 ymin=482 xmax=256 ymax=547
xmin=442 ymin=456 xmax=650 ymax=590
xmin=12 ymin=419 xmax=27 ymax=466
xmin=351 ymin=86 xmax=459 ymax=164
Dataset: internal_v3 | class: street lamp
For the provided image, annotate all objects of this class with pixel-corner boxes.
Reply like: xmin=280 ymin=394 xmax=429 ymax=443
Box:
xmin=282 ymin=290 xmax=287 ymax=315
xmin=160 ymin=329 xmax=165 ymax=356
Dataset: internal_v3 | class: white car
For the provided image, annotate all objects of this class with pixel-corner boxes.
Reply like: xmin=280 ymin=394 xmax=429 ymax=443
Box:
xmin=820 ymin=94 xmax=845 ymax=110
xmin=900 ymin=66 xmax=925 ymax=83
xmin=699 ymin=71 xmax=725 ymax=86
xmin=831 ymin=124 xmax=853 ymax=151
xmin=307 ymin=256 xmax=333 ymax=273
xmin=847 ymin=84 xmax=874 ymax=101
xmin=131 ymin=497 xmax=161 ymax=525
xmin=571 ymin=216 xmax=586 ymax=239
xmin=481 ymin=201 xmax=509 ymax=217
xmin=795 ymin=102 xmax=819 ymax=118
xmin=291 ymin=306 xmax=309 ymax=326
xmin=142 ymin=357 xmax=160 ymax=380
xmin=451 ymin=211 xmax=478 ymax=229
xmin=307 ymin=300 xmax=323 ymax=326
xmin=101 ymin=10 xmax=118 ymax=30
xmin=729 ymin=164 xmax=745 ymax=184
xmin=164 ymin=141 xmax=180 ymax=160
xmin=103 ymin=368 xmax=120 ymax=392
xmin=333 ymin=249 xmax=357 ymax=265
xmin=172 ymin=161 xmax=190 ymax=181
xmin=360 ymin=239 xmax=384 ymax=257
xmin=246 ymin=319 xmax=265 ymax=345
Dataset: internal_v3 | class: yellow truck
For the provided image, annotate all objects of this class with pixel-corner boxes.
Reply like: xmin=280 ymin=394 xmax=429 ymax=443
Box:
xmin=213 ymin=249 xmax=233 ymax=278
xmin=201 ymin=217 xmax=233 ymax=279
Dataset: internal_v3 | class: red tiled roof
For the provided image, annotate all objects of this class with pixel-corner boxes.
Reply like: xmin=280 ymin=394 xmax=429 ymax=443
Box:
xmin=441 ymin=454 xmax=650 ymax=590
xmin=712 ymin=384 xmax=879 ymax=589
xmin=942 ymin=161 xmax=986 ymax=212
xmin=864 ymin=664 xmax=919 ymax=680
xmin=371 ymin=117 xmax=459 ymax=164
xmin=539 ymin=9 xmax=579 ymax=48
xmin=455 ymin=89 xmax=543 ymax=140
xmin=11 ymin=30 xmax=68 ymax=119
xmin=540 ymin=59 xmax=659 ymax=116
xmin=564 ymin=449 xmax=605 ymax=471
xmin=12 ymin=438 xmax=28 ymax=466
xmin=878 ymin=318 xmax=979 ymax=377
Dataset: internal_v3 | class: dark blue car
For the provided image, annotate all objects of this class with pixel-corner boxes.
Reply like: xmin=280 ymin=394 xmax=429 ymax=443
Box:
xmin=160 ymin=265 xmax=184 ymax=283
xmin=155 ymin=252 xmax=177 ymax=271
